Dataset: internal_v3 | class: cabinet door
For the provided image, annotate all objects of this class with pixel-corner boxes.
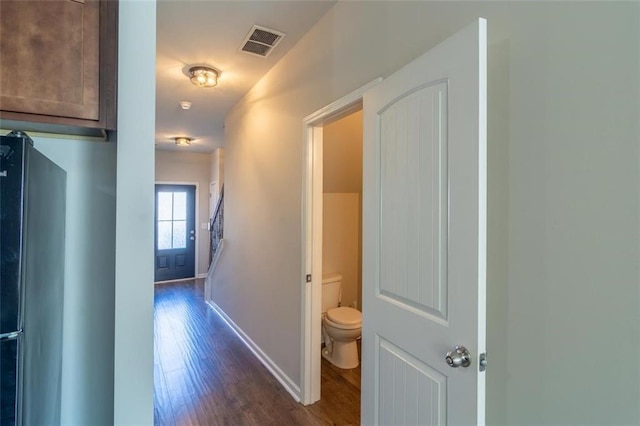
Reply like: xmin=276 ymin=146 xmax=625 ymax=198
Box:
xmin=0 ymin=0 xmax=100 ymax=121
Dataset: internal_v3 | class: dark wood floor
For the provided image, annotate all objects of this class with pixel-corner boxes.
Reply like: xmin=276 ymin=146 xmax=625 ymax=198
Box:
xmin=154 ymin=279 xmax=361 ymax=425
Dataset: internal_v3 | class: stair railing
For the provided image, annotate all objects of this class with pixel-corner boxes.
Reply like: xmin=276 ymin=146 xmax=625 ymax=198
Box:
xmin=209 ymin=185 xmax=224 ymax=266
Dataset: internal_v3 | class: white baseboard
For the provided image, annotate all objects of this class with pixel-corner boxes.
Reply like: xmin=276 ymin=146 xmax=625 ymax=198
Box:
xmin=197 ymin=273 xmax=207 ymax=279
xmin=206 ymin=300 xmax=302 ymax=402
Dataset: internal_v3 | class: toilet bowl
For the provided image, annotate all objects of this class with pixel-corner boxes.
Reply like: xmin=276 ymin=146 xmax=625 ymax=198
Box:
xmin=322 ymin=306 xmax=362 ymax=369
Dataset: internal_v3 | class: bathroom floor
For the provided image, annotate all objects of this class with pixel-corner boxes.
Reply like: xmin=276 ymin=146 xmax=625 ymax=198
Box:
xmin=316 ymin=344 xmax=361 ymax=423
xmin=154 ymin=279 xmax=360 ymax=425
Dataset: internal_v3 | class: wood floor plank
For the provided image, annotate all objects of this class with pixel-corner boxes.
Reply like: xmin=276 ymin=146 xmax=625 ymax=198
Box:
xmin=154 ymin=279 xmax=360 ymax=425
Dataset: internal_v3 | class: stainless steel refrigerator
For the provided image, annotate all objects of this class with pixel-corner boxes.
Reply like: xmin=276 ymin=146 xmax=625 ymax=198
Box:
xmin=0 ymin=132 xmax=66 ymax=425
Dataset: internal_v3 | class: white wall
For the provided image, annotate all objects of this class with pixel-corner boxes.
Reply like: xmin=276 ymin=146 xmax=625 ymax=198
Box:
xmin=156 ymin=150 xmax=211 ymax=277
xmin=33 ymin=136 xmax=116 ymax=425
xmin=323 ymin=193 xmax=360 ymax=309
xmin=114 ymin=1 xmax=156 ymax=424
xmin=323 ymin=110 xmax=363 ymax=194
xmin=323 ymin=110 xmax=363 ymax=310
xmin=210 ymin=147 xmax=224 ymax=190
xmin=213 ymin=2 xmax=639 ymax=424
xmin=501 ymin=5 xmax=639 ymax=423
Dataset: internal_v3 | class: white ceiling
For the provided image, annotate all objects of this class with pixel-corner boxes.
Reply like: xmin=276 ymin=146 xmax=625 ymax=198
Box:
xmin=155 ymin=1 xmax=336 ymax=153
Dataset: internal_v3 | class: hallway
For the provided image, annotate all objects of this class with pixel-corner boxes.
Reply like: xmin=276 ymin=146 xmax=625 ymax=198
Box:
xmin=154 ymin=279 xmax=360 ymax=425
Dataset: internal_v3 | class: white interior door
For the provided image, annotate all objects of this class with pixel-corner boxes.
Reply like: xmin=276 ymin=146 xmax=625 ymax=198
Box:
xmin=361 ymin=18 xmax=487 ymax=425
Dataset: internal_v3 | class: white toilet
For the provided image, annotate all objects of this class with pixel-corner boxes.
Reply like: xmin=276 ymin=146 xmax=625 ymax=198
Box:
xmin=321 ymin=273 xmax=362 ymax=369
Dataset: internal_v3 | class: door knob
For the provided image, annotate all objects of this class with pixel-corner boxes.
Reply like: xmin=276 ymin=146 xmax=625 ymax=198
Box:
xmin=190 ymin=236 xmax=195 ymax=240
xmin=445 ymin=345 xmax=471 ymax=368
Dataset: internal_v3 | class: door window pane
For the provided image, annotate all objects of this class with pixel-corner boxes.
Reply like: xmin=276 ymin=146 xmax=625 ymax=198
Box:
xmin=157 ymin=192 xmax=173 ymax=221
xmin=172 ymin=220 xmax=186 ymax=249
xmin=157 ymin=221 xmax=172 ymax=250
xmin=156 ymin=189 xmax=191 ymax=251
xmin=173 ymin=192 xmax=187 ymax=221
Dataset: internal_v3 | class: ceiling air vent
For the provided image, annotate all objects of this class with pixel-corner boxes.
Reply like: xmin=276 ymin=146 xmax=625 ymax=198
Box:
xmin=239 ymin=25 xmax=286 ymax=58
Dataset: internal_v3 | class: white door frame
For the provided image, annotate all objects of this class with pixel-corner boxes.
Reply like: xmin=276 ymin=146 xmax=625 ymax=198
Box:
xmin=155 ymin=180 xmax=200 ymax=281
xmin=300 ymin=78 xmax=382 ymax=405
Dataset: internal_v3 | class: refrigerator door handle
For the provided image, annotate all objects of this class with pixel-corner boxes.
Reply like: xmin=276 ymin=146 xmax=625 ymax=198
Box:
xmin=0 ymin=329 xmax=23 ymax=341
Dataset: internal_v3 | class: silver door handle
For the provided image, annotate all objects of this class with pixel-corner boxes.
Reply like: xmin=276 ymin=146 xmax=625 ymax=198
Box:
xmin=445 ymin=345 xmax=471 ymax=368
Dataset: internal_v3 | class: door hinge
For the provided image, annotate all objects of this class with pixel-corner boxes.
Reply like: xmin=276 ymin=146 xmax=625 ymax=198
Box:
xmin=306 ymin=274 xmax=312 ymax=283
xmin=479 ymin=352 xmax=487 ymax=372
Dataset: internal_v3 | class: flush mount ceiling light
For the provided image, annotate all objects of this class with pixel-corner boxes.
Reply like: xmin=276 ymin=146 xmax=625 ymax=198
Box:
xmin=174 ymin=137 xmax=192 ymax=147
xmin=179 ymin=101 xmax=192 ymax=110
xmin=187 ymin=66 xmax=219 ymax=88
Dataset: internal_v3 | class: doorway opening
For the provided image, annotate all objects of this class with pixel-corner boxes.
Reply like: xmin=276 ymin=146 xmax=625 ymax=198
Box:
xmin=300 ymin=79 xmax=381 ymax=406
xmin=320 ymin=109 xmax=363 ymax=413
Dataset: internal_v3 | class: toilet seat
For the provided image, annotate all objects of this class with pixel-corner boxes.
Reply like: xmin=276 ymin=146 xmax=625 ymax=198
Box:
xmin=326 ymin=307 xmax=361 ymax=329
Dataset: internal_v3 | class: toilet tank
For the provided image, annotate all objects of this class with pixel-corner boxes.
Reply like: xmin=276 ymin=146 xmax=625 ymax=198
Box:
xmin=321 ymin=273 xmax=342 ymax=313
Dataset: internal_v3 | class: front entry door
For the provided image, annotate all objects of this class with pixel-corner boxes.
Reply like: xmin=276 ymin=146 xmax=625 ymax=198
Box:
xmin=361 ymin=19 xmax=487 ymax=424
xmin=154 ymin=184 xmax=196 ymax=282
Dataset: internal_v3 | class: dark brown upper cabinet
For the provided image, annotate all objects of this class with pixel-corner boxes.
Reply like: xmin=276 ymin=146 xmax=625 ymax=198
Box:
xmin=0 ymin=0 xmax=118 ymax=139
